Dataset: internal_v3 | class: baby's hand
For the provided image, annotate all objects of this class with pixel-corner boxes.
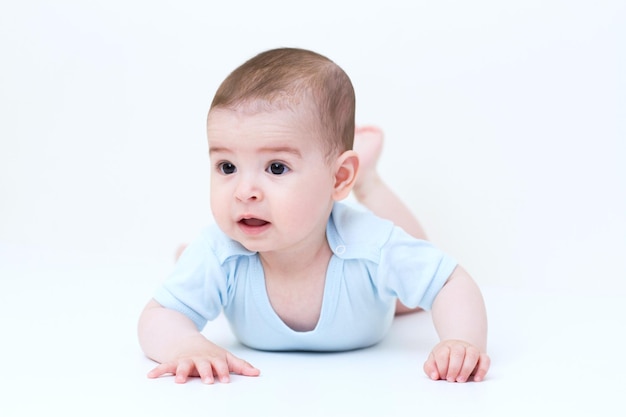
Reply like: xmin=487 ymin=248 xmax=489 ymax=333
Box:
xmin=147 ymin=335 xmax=260 ymax=384
xmin=423 ymin=339 xmax=490 ymax=383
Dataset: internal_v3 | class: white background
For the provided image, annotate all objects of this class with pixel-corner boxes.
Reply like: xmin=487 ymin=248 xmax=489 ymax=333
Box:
xmin=1 ymin=2 xmax=625 ymax=416
xmin=2 ymin=0 xmax=624 ymax=292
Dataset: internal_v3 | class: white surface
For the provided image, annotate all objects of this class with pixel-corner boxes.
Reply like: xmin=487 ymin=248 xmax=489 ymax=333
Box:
xmin=1 ymin=246 xmax=625 ymax=416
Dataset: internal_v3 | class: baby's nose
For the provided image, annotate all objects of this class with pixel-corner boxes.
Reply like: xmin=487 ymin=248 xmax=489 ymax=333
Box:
xmin=234 ymin=176 xmax=262 ymax=201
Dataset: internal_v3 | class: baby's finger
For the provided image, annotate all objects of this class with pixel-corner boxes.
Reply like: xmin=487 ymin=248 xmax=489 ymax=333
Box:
xmin=196 ymin=360 xmax=215 ymax=384
xmin=227 ymin=353 xmax=261 ymax=377
xmin=445 ymin=345 xmax=466 ymax=382
xmin=423 ymin=352 xmax=440 ymax=380
xmin=147 ymin=362 xmax=177 ymax=379
xmin=472 ymin=353 xmax=491 ymax=382
xmin=433 ymin=346 xmax=451 ymax=380
xmin=456 ymin=347 xmax=480 ymax=383
xmin=211 ymin=358 xmax=231 ymax=383
xmin=174 ymin=359 xmax=194 ymax=384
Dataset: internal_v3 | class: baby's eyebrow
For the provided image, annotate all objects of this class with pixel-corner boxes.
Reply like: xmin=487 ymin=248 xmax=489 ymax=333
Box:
xmin=208 ymin=145 xmax=230 ymax=155
xmin=209 ymin=145 xmax=302 ymax=158
xmin=257 ymin=146 xmax=302 ymax=158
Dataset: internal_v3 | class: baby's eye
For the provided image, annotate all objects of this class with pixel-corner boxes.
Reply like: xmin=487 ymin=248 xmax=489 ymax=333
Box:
xmin=267 ymin=162 xmax=290 ymax=175
xmin=218 ymin=162 xmax=237 ymax=175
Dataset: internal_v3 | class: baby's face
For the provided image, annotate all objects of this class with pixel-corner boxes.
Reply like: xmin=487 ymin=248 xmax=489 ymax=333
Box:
xmin=207 ymin=104 xmax=336 ymax=254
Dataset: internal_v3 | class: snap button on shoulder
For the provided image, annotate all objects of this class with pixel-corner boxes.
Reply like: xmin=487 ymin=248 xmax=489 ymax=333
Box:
xmin=335 ymin=245 xmax=346 ymax=254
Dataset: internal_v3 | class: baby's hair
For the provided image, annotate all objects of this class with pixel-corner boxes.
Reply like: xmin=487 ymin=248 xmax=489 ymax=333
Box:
xmin=209 ymin=48 xmax=355 ymax=157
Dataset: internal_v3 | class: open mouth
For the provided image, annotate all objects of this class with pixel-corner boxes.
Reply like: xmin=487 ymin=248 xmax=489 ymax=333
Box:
xmin=238 ymin=217 xmax=270 ymax=235
xmin=239 ymin=218 xmax=269 ymax=227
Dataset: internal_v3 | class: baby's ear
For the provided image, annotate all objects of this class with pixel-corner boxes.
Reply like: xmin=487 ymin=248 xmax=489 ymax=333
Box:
xmin=332 ymin=150 xmax=359 ymax=200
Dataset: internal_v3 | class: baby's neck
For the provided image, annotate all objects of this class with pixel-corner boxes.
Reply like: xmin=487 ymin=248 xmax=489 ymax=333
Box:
xmin=259 ymin=236 xmax=331 ymax=281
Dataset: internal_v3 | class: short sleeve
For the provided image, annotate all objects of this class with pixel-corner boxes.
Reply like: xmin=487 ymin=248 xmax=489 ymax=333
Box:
xmin=377 ymin=227 xmax=457 ymax=310
xmin=153 ymin=229 xmax=229 ymax=330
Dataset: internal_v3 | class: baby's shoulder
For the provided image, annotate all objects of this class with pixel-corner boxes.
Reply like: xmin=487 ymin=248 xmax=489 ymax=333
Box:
xmin=328 ymin=202 xmax=396 ymax=259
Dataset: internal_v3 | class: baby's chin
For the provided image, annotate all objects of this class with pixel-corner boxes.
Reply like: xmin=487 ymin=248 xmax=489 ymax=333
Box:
xmin=221 ymin=229 xmax=267 ymax=253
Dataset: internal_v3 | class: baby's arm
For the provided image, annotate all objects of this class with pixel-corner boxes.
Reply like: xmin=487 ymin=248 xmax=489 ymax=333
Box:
xmin=423 ymin=266 xmax=490 ymax=382
xmin=137 ymin=299 xmax=260 ymax=384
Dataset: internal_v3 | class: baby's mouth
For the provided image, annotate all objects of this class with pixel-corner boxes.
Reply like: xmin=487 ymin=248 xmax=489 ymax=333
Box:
xmin=239 ymin=218 xmax=269 ymax=227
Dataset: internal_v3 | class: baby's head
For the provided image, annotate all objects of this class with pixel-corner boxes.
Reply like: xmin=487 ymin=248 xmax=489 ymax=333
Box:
xmin=208 ymin=48 xmax=356 ymax=159
xmin=206 ymin=49 xmax=359 ymax=253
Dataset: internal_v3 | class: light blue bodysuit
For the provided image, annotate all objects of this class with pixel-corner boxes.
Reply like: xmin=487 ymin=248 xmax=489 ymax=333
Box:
xmin=154 ymin=202 xmax=457 ymax=351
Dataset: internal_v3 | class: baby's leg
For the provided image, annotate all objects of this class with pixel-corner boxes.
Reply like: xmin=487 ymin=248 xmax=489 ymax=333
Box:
xmin=352 ymin=126 xmax=426 ymax=315
xmin=353 ymin=126 xmax=427 ymax=240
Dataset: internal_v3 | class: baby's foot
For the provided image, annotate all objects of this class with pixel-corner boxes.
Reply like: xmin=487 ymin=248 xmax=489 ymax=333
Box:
xmin=353 ymin=126 xmax=384 ymax=196
xmin=175 ymin=244 xmax=187 ymax=261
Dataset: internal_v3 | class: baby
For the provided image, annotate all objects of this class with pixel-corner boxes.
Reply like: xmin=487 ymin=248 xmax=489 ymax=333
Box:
xmin=138 ymin=48 xmax=490 ymax=384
